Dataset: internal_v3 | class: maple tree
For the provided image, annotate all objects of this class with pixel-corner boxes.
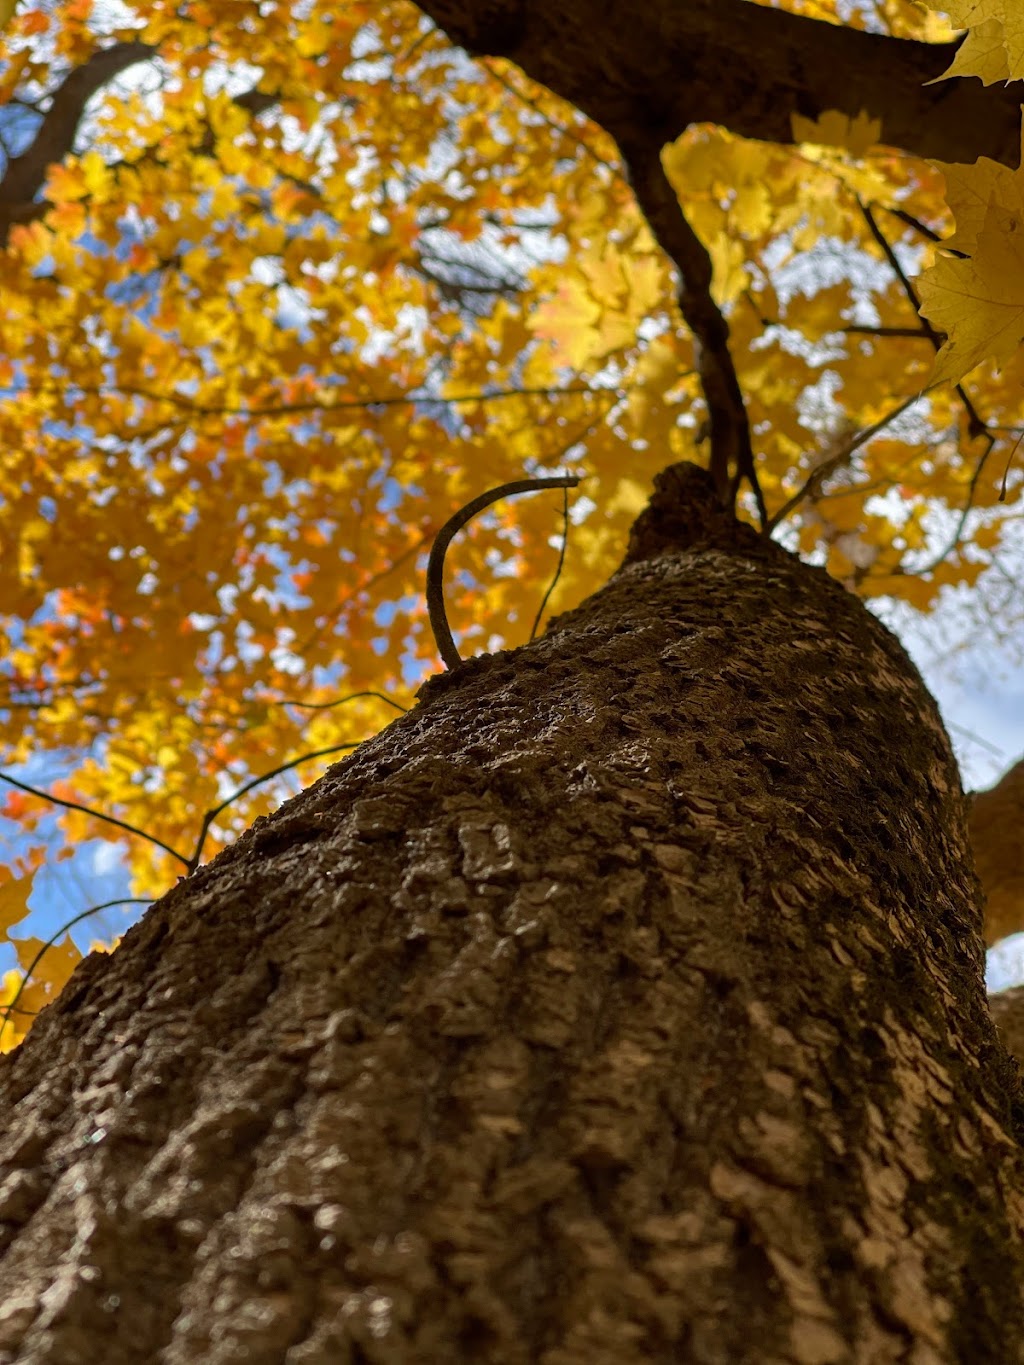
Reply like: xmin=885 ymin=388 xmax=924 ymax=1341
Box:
xmin=2 ymin=1 xmax=1024 ymax=1355
xmin=2 ymin=0 xmax=1023 ymax=1043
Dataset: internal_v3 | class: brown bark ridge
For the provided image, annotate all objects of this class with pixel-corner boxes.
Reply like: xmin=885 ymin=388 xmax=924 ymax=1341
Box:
xmin=414 ymin=0 xmax=1023 ymax=168
xmin=991 ymin=987 xmax=1024 ymax=1068
xmin=971 ymin=759 xmax=1024 ymax=947
xmin=1 ymin=463 xmax=1022 ymax=1363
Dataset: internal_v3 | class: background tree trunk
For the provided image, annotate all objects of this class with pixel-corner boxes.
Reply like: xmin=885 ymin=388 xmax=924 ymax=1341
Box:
xmin=971 ymin=759 xmax=1024 ymax=947
xmin=0 ymin=466 xmax=1021 ymax=1362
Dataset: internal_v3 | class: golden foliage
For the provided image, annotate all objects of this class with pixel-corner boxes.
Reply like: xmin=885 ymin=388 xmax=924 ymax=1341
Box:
xmin=0 ymin=0 xmax=1022 ymax=1041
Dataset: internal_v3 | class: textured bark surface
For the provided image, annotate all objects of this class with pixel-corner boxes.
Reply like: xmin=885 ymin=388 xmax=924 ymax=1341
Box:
xmin=971 ymin=759 xmax=1024 ymax=946
xmin=413 ymin=0 xmax=1023 ymax=168
xmin=1 ymin=465 xmax=1023 ymax=1363
xmin=991 ymin=988 xmax=1024 ymax=1069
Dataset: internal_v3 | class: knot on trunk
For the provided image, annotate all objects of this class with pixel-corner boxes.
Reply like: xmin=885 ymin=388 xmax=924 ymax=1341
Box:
xmin=621 ymin=461 xmax=768 ymax=565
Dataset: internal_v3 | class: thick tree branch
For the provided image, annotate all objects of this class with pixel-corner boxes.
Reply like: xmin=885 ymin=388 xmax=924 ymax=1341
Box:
xmin=0 ymin=42 xmax=153 ymax=238
xmin=413 ymin=0 xmax=1022 ymax=169
xmin=618 ymin=133 xmax=763 ymax=521
xmin=0 ymin=46 xmax=281 ymax=243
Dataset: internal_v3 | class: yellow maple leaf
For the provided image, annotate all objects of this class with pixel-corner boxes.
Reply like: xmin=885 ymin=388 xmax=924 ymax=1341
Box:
xmin=939 ymin=156 xmax=1024 ymax=255
xmin=707 ymin=233 xmax=749 ymax=305
xmin=919 ymin=201 xmax=1024 ymax=385
xmin=790 ymin=110 xmax=882 ymax=158
xmin=46 ymin=160 xmax=89 ymax=203
xmin=918 ymin=151 xmax=1024 ymax=383
xmin=0 ymin=868 xmax=31 ymax=937
xmin=530 ymin=278 xmax=602 ymax=370
xmin=923 ymin=0 xmax=1024 ymax=83
xmin=12 ymin=934 xmax=82 ymax=1012
xmin=940 ymin=16 xmax=1012 ymax=83
xmin=79 ymin=149 xmax=111 ymax=200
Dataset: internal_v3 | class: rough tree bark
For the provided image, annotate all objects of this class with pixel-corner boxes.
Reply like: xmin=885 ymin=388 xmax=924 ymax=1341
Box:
xmin=412 ymin=0 xmax=1023 ymax=168
xmin=4 ymin=7 xmax=1024 ymax=1361
xmin=971 ymin=760 xmax=1024 ymax=947
xmin=1 ymin=465 xmax=1022 ymax=1363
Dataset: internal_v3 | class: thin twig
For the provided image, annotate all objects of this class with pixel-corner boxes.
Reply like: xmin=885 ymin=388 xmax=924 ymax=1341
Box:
xmin=946 ymin=722 xmax=1006 ymax=759
xmin=427 ymin=477 xmax=580 ymax=670
xmin=882 ymin=204 xmax=967 ymax=258
xmin=857 ymin=201 xmax=999 ymax=575
xmin=276 ymin=690 xmax=409 ymax=715
xmin=0 ymin=770 xmax=190 ymax=868
xmin=530 ymin=485 xmax=572 ymax=641
xmin=55 ymin=382 xmax=609 ymax=419
xmin=187 ymin=742 xmax=363 ymax=872
xmin=999 ymin=433 xmax=1023 ymax=501
xmin=859 ymin=199 xmax=989 ymax=442
xmin=767 ymin=392 xmax=922 ymax=532
xmin=904 ymin=443 xmax=997 ymax=576
xmin=844 ymin=325 xmax=933 ymax=339
xmin=295 ymin=533 xmax=432 ymax=658
xmin=482 ymin=59 xmax=627 ymax=186
xmin=0 ymin=897 xmax=150 ymax=1048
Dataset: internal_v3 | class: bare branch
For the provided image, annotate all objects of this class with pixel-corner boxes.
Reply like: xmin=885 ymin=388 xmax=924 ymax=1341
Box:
xmin=767 ymin=392 xmax=922 ymax=532
xmin=844 ymin=325 xmax=934 ymax=339
xmin=426 ymin=477 xmax=580 ymax=670
xmin=0 ymin=54 xmax=291 ymax=244
xmin=0 ymin=898 xmax=150 ymax=1048
xmin=188 ymin=743 xmax=364 ymax=872
xmin=859 ymin=199 xmax=990 ymax=444
xmin=0 ymin=769 xmax=190 ymax=867
xmin=617 ymin=133 xmax=762 ymax=522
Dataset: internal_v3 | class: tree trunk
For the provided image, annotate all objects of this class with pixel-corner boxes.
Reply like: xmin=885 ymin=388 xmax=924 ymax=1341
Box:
xmin=1 ymin=465 xmax=1022 ymax=1364
xmin=971 ymin=759 xmax=1024 ymax=946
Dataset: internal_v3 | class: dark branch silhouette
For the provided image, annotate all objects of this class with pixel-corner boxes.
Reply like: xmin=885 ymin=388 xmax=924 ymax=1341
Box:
xmin=414 ymin=0 xmax=1021 ymax=168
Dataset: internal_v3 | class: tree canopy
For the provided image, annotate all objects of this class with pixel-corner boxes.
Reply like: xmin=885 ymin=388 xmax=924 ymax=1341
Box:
xmin=1 ymin=0 xmax=1023 ymax=1047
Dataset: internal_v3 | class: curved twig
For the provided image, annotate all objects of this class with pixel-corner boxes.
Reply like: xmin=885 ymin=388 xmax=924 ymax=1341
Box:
xmin=187 ymin=741 xmax=363 ymax=872
xmin=427 ymin=476 xmax=580 ymax=670
xmin=0 ymin=897 xmax=150 ymax=1048
xmin=767 ymin=392 xmax=921 ymax=533
xmin=274 ymin=689 xmax=409 ymax=715
xmin=530 ymin=485 xmax=572 ymax=641
xmin=0 ymin=770 xmax=190 ymax=868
